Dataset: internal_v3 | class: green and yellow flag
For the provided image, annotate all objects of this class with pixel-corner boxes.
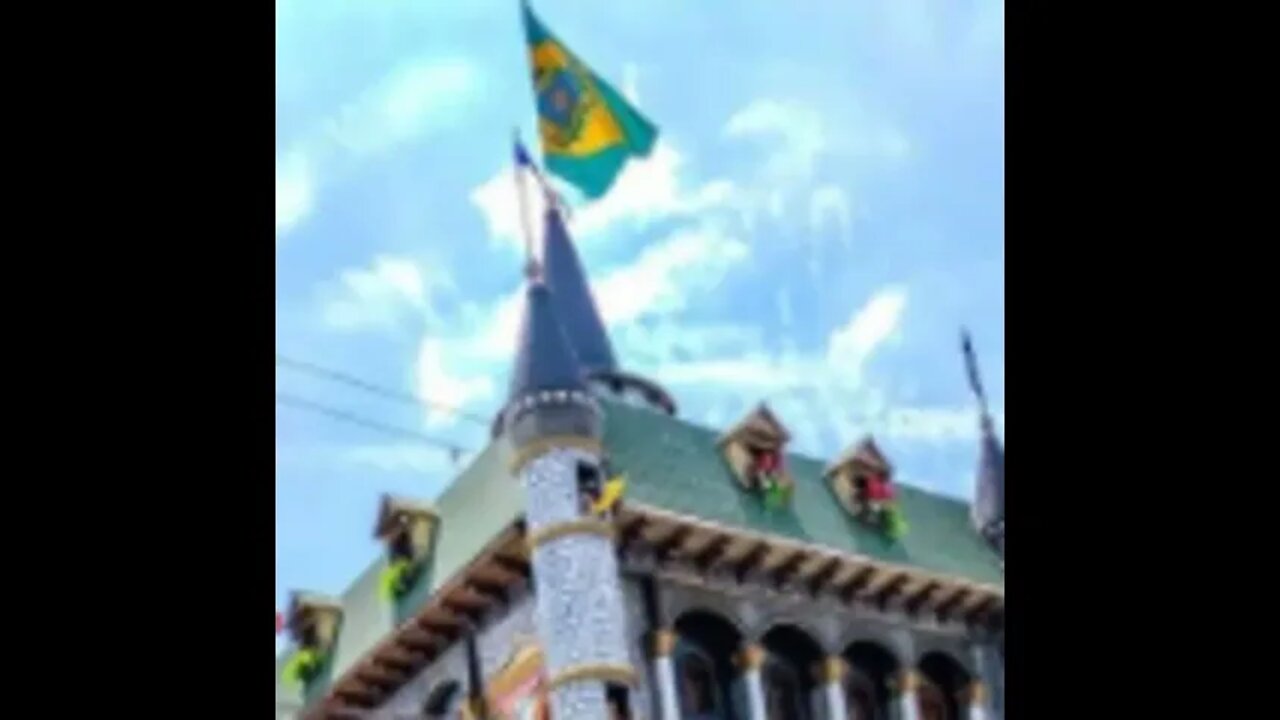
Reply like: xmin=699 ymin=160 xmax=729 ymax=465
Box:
xmin=521 ymin=2 xmax=658 ymax=200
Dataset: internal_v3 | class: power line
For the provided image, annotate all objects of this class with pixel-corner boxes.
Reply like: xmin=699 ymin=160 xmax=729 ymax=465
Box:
xmin=276 ymin=392 xmax=474 ymax=461
xmin=275 ymin=354 xmax=493 ymax=427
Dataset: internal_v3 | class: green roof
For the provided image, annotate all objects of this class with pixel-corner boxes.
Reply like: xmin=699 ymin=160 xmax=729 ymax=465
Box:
xmin=603 ymin=401 xmax=1003 ymax=586
xmin=279 ymin=399 xmax=1001 ymax=709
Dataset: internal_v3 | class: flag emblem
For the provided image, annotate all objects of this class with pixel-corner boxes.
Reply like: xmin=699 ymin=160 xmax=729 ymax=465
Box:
xmin=521 ymin=2 xmax=656 ymax=199
xmin=535 ymin=63 xmax=591 ymax=146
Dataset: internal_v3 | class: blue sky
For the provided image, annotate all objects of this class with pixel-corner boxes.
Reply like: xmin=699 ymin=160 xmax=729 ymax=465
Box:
xmin=275 ymin=0 xmax=1004 ymax=649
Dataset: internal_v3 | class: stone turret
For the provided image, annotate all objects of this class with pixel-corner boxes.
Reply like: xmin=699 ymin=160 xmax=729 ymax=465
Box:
xmin=502 ymin=277 xmax=635 ymax=718
xmin=492 ymin=206 xmax=675 ymax=439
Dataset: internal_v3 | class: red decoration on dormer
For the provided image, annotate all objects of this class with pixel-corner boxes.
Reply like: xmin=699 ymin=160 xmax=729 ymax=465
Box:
xmin=826 ymin=436 xmax=908 ymax=540
xmin=864 ymin=473 xmax=895 ymax=503
xmin=750 ymin=446 xmax=791 ymax=508
xmin=755 ymin=448 xmax=781 ymax=476
xmin=718 ymin=403 xmax=795 ymax=509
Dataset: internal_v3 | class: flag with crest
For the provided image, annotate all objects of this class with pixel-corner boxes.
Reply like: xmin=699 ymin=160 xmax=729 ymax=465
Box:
xmin=521 ymin=1 xmax=658 ymax=200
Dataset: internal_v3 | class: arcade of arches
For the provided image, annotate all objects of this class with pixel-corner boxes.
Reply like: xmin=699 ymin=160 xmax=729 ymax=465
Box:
xmin=655 ymin=610 xmax=989 ymax=720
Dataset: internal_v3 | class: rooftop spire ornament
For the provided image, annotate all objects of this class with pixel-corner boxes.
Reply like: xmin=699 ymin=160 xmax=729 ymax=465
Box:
xmin=514 ymin=132 xmax=542 ymax=282
xmin=962 ymin=327 xmax=1004 ymax=558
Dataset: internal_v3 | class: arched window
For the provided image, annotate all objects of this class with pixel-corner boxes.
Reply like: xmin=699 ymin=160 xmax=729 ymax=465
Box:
xmin=762 ymin=658 xmax=808 ymax=720
xmin=845 ymin=669 xmax=879 ymax=720
xmin=421 ymin=679 xmax=462 ymax=719
xmin=843 ymin=640 xmax=899 ymax=720
xmin=676 ymin=644 xmax=723 ymax=719
xmin=918 ymin=652 xmax=971 ymax=720
xmin=673 ymin=610 xmax=743 ymax=720
xmin=917 ymin=680 xmax=950 ymax=720
xmin=759 ymin=624 xmax=822 ymax=720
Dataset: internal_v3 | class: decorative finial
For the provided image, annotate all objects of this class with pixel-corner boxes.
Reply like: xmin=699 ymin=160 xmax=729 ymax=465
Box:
xmin=961 ymin=327 xmax=990 ymax=420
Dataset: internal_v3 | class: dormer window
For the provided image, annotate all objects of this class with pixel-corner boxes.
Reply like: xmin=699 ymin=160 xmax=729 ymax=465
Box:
xmin=282 ymin=592 xmax=342 ymax=687
xmin=718 ymin=404 xmax=795 ymax=508
xmin=297 ymin=623 xmax=319 ymax=650
xmin=373 ymin=495 xmax=439 ymax=602
xmin=389 ymin=525 xmax=414 ymax=562
xmin=826 ymin=437 xmax=908 ymax=540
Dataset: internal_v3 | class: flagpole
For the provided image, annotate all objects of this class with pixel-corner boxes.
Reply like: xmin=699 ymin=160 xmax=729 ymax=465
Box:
xmin=513 ymin=128 xmax=539 ymax=280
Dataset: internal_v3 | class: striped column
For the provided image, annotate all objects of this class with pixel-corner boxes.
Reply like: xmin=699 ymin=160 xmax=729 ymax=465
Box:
xmin=895 ymin=669 xmax=921 ymax=720
xmin=736 ymin=644 xmax=768 ymax=720
xmin=963 ymin=681 xmax=989 ymax=720
xmin=817 ymin=656 xmax=849 ymax=720
xmin=650 ymin=629 xmax=681 ymax=720
xmin=971 ymin=643 xmax=1002 ymax=720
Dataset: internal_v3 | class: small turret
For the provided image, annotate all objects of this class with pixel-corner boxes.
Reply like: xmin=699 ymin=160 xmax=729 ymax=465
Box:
xmin=503 ymin=279 xmax=602 ymax=448
xmin=501 ymin=276 xmax=637 ymax=719
xmin=540 ymin=206 xmax=617 ymax=374
xmin=492 ymin=206 xmax=675 ymax=439
xmin=962 ymin=329 xmax=1004 ymax=559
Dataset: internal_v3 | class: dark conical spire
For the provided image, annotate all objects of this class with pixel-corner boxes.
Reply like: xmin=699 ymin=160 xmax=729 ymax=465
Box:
xmin=508 ymin=280 xmax=584 ymax=399
xmin=962 ymin=328 xmax=1004 ymax=558
xmin=539 ymin=206 xmax=618 ymax=374
xmin=500 ymin=278 xmax=602 ymax=447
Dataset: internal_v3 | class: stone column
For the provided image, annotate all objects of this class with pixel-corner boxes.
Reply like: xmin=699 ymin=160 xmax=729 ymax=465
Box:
xmin=650 ymin=628 xmax=681 ymax=720
xmin=816 ymin=656 xmax=849 ymax=720
xmin=736 ymin=643 xmax=768 ymax=720
xmin=894 ymin=669 xmax=921 ymax=720
xmin=962 ymin=681 xmax=989 ymax=720
xmin=971 ymin=643 xmax=1002 ymax=720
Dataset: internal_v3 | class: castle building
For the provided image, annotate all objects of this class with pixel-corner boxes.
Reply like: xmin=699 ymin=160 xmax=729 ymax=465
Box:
xmin=275 ymin=202 xmax=1006 ymax=720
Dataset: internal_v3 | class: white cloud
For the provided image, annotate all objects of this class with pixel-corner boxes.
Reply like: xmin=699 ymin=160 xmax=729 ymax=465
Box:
xmin=722 ymin=99 xmax=905 ymax=229
xmin=416 ymin=338 xmax=496 ymax=428
xmin=808 ymin=185 xmax=854 ymax=240
xmin=650 ymin=285 xmax=910 ymax=399
xmin=826 ymin=286 xmax=908 ymax=369
xmin=470 ymin=141 xmax=737 ymax=254
xmin=462 ymin=288 xmax=525 ymax=363
xmin=322 ymin=256 xmax=451 ymax=332
xmin=401 ymin=219 xmax=751 ymax=423
xmin=576 ymin=144 xmax=735 ymax=238
xmin=276 ymin=56 xmax=481 ymax=242
xmin=469 ymin=164 xmax=551 ymax=257
xmin=725 ymin=100 xmax=826 ymax=182
xmin=622 ymin=63 xmax=641 ymax=105
xmin=612 ymin=320 xmax=764 ymax=370
xmin=594 ymin=224 xmax=750 ymax=326
xmin=276 ymin=151 xmax=315 ymax=237
xmin=325 ymin=58 xmax=479 ymax=157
